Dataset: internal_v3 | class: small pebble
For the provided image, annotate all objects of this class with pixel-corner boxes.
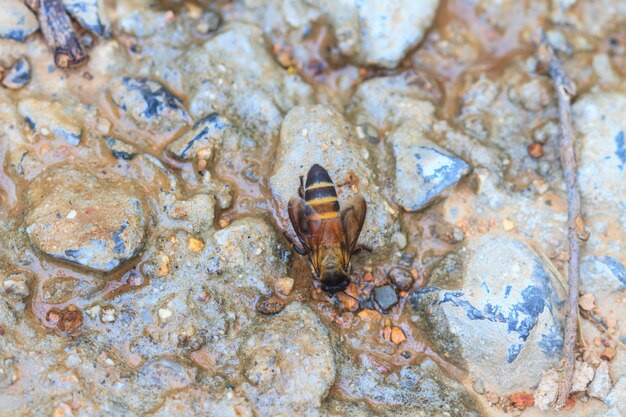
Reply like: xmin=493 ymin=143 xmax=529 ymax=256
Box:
xmin=336 ymin=292 xmax=358 ymax=312
xmin=356 ymin=123 xmax=380 ymax=144
xmin=255 ymin=296 xmax=286 ymax=315
xmin=275 ymin=277 xmax=294 ymax=296
xmin=374 ymin=285 xmax=398 ymax=311
xmin=100 ymin=306 xmax=118 ymax=323
xmin=187 ymin=237 xmax=204 ymax=252
xmin=502 ymin=219 xmax=515 ymax=231
xmin=387 ymin=267 xmax=413 ymax=291
xmin=528 ymin=142 xmax=544 ymax=158
xmin=158 ymin=308 xmax=173 ymax=321
xmin=600 ymin=347 xmax=616 ymax=361
xmin=473 ymin=378 xmax=486 ymax=394
xmin=2 ymin=57 xmax=30 ymax=90
xmin=357 ymin=308 xmax=381 ymax=321
xmin=390 ymin=327 xmax=406 ymax=345
xmin=578 ymin=293 xmax=595 ymax=311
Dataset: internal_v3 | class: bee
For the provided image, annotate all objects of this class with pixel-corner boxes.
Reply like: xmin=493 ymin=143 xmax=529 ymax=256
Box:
xmin=285 ymin=164 xmax=367 ymax=294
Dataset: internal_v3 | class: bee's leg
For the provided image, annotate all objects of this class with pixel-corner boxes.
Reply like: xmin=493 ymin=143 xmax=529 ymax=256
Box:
xmin=352 ymin=244 xmax=373 ymax=254
xmin=283 ymin=231 xmax=309 ymax=256
xmin=298 ymin=175 xmax=305 ymax=199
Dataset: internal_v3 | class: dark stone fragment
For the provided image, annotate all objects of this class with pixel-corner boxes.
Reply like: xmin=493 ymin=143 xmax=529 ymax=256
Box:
xmin=103 ymin=136 xmax=137 ymax=160
xmin=2 ymin=58 xmax=31 ymax=90
xmin=256 ymin=296 xmax=286 ymax=315
xmin=374 ymin=285 xmax=398 ymax=311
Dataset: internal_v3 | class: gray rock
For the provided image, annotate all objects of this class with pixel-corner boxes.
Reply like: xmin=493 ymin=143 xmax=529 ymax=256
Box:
xmin=606 ymin=376 xmax=626 ymax=414
xmin=327 ymin=0 xmax=439 ymax=68
xmin=387 ymin=266 xmax=413 ymax=291
xmin=269 ymin=104 xmax=401 ymax=250
xmin=581 ymin=256 xmax=626 ymax=299
xmin=181 ymin=23 xmax=313 ymax=139
xmin=152 ymin=386 xmax=252 ymax=417
xmin=1 ymin=58 xmax=30 ymax=90
xmin=166 ymin=193 xmax=215 ymax=237
xmin=573 ymin=89 xmax=626 ymax=215
xmin=1 ymin=272 xmax=32 ymax=299
xmin=0 ymin=1 xmax=39 ymax=42
xmin=103 ymin=136 xmax=137 ymax=160
xmin=240 ymin=302 xmax=335 ymax=416
xmin=390 ymin=124 xmax=471 ymax=211
xmin=25 ymin=164 xmax=146 ymax=272
xmin=411 ymin=234 xmax=564 ymax=393
xmin=62 ymin=0 xmax=112 ymax=38
xmin=336 ymin=354 xmax=479 ymax=417
xmin=167 ymin=113 xmax=238 ymax=161
xmin=213 ymin=217 xmax=288 ymax=293
xmin=588 ymin=361 xmax=612 ymax=401
xmin=350 ymin=73 xmax=501 ymax=172
xmin=109 ymin=77 xmax=191 ymax=140
xmin=374 ymin=285 xmax=398 ymax=311
xmin=18 ymin=98 xmax=82 ymax=145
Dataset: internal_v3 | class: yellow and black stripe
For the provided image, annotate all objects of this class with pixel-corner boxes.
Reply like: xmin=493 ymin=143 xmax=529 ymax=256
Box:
xmin=304 ymin=164 xmax=340 ymax=220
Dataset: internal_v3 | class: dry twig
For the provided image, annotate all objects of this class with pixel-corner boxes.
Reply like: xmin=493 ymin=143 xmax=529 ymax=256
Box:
xmin=33 ymin=0 xmax=88 ymax=68
xmin=536 ymin=30 xmax=588 ymax=410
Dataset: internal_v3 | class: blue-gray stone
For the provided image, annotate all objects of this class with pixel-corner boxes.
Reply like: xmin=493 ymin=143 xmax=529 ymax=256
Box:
xmin=391 ymin=125 xmax=470 ymax=211
xmin=62 ymin=0 xmax=112 ymax=38
xmin=109 ymin=77 xmax=191 ymax=139
xmin=103 ymin=136 xmax=137 ymax=160
xmin=581 ymin=255 xmax=626 ymax=299
xmin=1 ymin=58 xmax=30 ymax=90
xmin=25 ymin=164 xmax=146 ymax=273
xmin=167 ymin=113 xmax=235 ymax=160
xmin=0 ymin=2 xmax=39 ymax=42
xmin=410 ymin=234 xmax=564 ymax=392
xmin=374 ymin=285 xmax=398 ymax=311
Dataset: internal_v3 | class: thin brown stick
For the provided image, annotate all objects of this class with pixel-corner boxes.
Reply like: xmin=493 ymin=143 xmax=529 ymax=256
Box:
xmin=536 ymin=30 xmax=588 ymax=410
xmin=36 ymin=0 xmax=88 ymax=68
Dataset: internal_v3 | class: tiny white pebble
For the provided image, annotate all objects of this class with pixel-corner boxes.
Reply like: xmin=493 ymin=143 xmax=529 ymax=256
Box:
xmin=158 ymin=308 xmax=172 ymax=320
xmin=41 ymin=127 xmax=50 ymax=136
xmin=66 ymin=210 xmax=77 ymax=219
xmin=105 ymin=358 xmax=115 ymax=366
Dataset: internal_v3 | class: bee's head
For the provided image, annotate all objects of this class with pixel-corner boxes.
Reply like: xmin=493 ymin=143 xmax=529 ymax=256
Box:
xmin=320 ymin=269 xmax=350 ymax=294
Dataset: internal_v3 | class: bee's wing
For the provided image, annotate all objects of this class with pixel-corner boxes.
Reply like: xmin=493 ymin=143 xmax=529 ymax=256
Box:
xmin=340 ymin=194 xmax=367 ymax=267
xmin=288 ymin=197 xmax=311 ymax=253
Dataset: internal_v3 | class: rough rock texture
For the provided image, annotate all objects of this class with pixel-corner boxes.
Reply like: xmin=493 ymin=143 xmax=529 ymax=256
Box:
xmin=1 ymin=58 xmax=30 ymax=90
xmin=179 ymin=23 xmax=313 ymax=138
xmin=336 ymin=354 xmax=480 ymax=417
xmin=270 ymin=104 xmax=400 ymax=250
xmin=573 ymin=88 xmax=626 ymax=221
xmin=581 ymin=256 xmax=626 ymax=299
xmin=63 ymin=0 xmax=112 ymax=38
xmin=109 ymin=77 xmax=191 ymax=143
xmin=18 ymin=98 xmax=82 ymax=145
xmin=411 ymin=234 xmax=564 ymax=393
xmin=390 ymin=123 xmax=470 ymax=211
xmin=167 ymin=113 xmax=239 ymax=161
xmin=588 ymin=361 xmax=612 ymax=401
xmin=240 ymin=302 xmax=335 ymax=416
xmin=245 ymin=0 xmax=439 ymax=68
xmin=25 ymin=164 xmax=146 ymax=272
xmin=0 ymin=1 xmax=39 ymax=42
xmin=606 ymin=376 xmax=626 ymax=414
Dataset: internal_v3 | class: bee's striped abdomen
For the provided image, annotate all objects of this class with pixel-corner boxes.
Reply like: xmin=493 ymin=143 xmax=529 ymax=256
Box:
xmin=305 ymin=164 xmax=340 ymax=219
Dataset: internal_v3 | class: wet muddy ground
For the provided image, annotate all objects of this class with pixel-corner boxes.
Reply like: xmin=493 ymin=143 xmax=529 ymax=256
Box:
xmin=1 ymin=0 xmax=625 ymax=416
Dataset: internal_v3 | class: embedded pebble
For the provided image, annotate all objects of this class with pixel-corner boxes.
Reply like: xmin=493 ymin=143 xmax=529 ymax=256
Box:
xmin=0 ymin=1 xmax=39 ymax=42
xmin=25 ymin=164 xmax=146 ymax=272
xmin=1 ymin=58 xmax=31 ymax=90
xmin=103 ymin=136 xmax=138 ymax=160
xmin=167 ymin=113 xmax=238 ymax=160
xmin=18 ymin=98 xmax=82 ymax=145
xmin=387 ymin=267 xmax=413 ymax=291
xmin=2 ymin=272 xmax=32 ymax=298
xmin=62 ymin=0 xmax=112 ymax=38
xmin=587 ymin=361 xmax=612 ymax=401
xmin=374 ymin=285 xmax=398 ymax=311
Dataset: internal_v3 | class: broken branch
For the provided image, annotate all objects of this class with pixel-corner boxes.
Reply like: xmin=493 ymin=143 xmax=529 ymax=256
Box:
xmin=536 ymin=29 xmax=587 ymax=410
xmin=36 ymin=0 xmax=88 ymax=68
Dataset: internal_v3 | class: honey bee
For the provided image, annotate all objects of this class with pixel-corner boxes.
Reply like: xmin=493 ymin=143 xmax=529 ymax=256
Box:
xmin=286 ymin=164 xmax=367 ymax=294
